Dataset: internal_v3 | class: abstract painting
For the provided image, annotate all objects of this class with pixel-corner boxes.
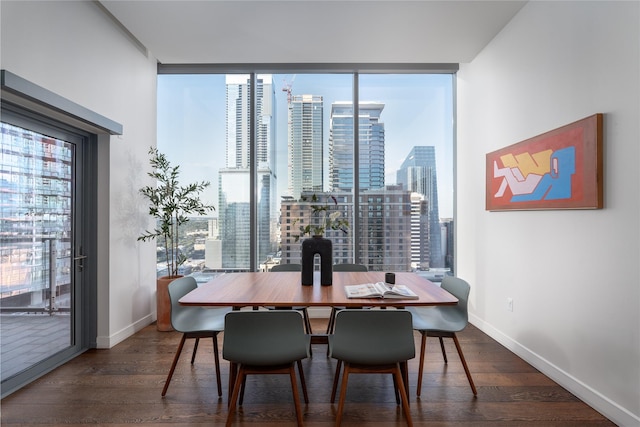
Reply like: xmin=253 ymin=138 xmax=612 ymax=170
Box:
xmin=486 ymin=114 xmax=603 ymax=211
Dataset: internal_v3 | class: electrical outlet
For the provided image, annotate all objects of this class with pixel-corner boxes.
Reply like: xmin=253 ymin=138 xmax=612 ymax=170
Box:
xmin=507 ymin=297 xmax=513 ymax=312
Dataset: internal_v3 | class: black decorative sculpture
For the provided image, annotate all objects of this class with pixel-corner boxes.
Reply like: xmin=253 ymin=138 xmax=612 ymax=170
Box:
xmin=301 ymin=236 xmax=333 ymax=286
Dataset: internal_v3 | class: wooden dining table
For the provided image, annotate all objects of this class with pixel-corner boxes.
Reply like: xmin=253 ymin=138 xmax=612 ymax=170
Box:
xmin=179 ymin=270 xmax=458 ymax=309
xmin=179 ymin=270 xmax=458 ymax=402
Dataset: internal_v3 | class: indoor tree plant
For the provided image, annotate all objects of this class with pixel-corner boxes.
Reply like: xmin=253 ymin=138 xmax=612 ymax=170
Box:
xmin=138 ymin=147 xmax=215 ymax=330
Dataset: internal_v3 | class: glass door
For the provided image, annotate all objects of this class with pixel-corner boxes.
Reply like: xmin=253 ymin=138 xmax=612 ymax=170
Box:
xmin=0 ymin=118 xmax=86 ymax=395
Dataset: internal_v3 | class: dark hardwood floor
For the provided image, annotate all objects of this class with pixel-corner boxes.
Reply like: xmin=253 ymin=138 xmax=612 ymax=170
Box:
xmin=1 ymin=318 xmax=616 ymax=426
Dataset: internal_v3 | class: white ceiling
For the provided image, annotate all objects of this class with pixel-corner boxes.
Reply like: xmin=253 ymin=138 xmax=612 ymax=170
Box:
xmin=99 ymin=0 xmax=527 ymax=65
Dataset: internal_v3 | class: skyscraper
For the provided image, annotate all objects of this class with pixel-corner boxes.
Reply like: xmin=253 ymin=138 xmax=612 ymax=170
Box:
xmin=288 ymin=94 xmax=324 ymax=198
xmin=219 ymin=74 xmax=277 ymax=269
xmin=329 ymin=102 xmax=385 ymax=192
xmin=396 ymin=146 xmax=444 ymax=268
xmin=359 ymin=185 xmax=413 ymax=271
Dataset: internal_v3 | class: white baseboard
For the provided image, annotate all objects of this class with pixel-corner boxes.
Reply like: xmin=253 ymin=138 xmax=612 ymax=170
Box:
xmin=469 ymin=313 xmax=638 ymax=427
xmin=96 ymin=314 xmax=154 ymax=349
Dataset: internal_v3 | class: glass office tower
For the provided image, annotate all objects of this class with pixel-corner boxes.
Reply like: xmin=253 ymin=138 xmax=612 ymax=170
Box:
xmin=288 ymin=94 xmax=324 ymax=198
xmin=219 ymin=75 xmax=277 ymax=269
xmin=396 ymin=146 xmax=444 ymax=268
xmin=329 ymin=102 xmax=385 ymax=192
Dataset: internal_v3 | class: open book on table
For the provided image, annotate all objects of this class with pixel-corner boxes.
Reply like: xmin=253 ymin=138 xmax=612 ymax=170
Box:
xmin=344 ymin=282 xmax=419 ymax=299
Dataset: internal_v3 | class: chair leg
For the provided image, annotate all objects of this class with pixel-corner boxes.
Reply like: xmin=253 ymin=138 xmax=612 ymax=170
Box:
xmin=330 ymin=359 xmax=342 ymax=403
xmin=301 ymin=308 xmax=313 ymax=357
xmin=326 ymin=307 xmax=337 ymax=334
xmin=335 ymin=362 xmax=351 ymax=427
xmin=393 ymin=365 xmax=414 ymax=426
xmin=438 ymin=336 xmax=448 ymax=363
xmin=239 ymin=374 xmax=247 ymax=405
xmin=191 ymin=337 xmax=200 ymax=364
xmin=212 ymin=335 xmax=222 ymax=397
xmin=297 ymin=360 xmax=309 ymax=404
xmin=400 ymin=361 xmax=410 ymax=405
xmin=226 ymin=366 xmax=245 ymax=427
xmin=288 ymin=364 xmax=305 ymax=426
xmin=326 ymin=308 xmax=336 ymax=357
xmin=227 ymin=362 xmax=238 ymax=404
xmin=392 ymin=370 xmax=401 ymax=404
xmin=416 ymin=332 xmax=427 ymax=397
xmin=302 ymin=308 xmax=313 ymax=334
xmin=162 ymin=334 xmax=187 ymax=396
xmin=452 ymin=333 xmax=477 ymax=395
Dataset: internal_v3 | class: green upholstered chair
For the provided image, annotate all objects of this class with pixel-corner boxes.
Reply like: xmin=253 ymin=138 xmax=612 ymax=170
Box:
xmin=407 ymin=275 xmax=477 ymax=397
xmin=161 ymin=276 xmax=232 ymax=397
xmin=329 ymin=309 xmax=415 ymax=426
xmin=223 ymin=310 xmax=310 ymax=426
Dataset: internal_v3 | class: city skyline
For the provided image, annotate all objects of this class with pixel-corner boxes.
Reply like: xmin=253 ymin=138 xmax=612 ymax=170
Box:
xmin=157 ymin=73 xmax=453 ymax=218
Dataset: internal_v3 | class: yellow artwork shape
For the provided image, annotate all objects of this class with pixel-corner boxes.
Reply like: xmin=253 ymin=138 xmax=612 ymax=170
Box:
xmin=500 ymin=149 xmax=553 ymax=179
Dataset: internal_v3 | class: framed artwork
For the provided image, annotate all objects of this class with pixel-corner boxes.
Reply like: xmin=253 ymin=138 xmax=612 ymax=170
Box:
xmin=486 ymin=114 xmax=603 ymax=211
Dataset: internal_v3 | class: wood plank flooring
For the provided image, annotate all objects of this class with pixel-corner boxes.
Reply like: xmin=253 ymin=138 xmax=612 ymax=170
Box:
xmin=1 ymin=318 xmax=616 ymax=426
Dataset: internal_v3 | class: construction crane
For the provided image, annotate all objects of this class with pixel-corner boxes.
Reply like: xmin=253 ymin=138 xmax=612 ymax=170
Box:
xmin=282 ymin=74 xmax=296 ymax=104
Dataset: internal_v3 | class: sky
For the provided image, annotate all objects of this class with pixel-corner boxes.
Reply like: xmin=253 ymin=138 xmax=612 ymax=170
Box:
xmin=157 ymin=73 xmax=454 ymax=218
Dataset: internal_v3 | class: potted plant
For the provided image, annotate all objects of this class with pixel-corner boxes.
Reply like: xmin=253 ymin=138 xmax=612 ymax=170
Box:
xmin=292 ymin=193 xmax=350 ymax=241
xmin=138 ymin=147 xmax=215 ymax=330
xmin=292 ymin=193 xmax=349 ymax=286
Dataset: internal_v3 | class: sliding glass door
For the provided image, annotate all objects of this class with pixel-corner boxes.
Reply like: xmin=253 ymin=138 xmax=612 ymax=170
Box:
xmin=0 ymin=114 xmax=87 ymax=396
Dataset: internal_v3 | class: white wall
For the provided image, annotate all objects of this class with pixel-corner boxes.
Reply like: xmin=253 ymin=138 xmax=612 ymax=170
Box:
xmin=1 ymin=1 xmax=159 ymax=347
xmin=457 ymin=2 xmax=639 ymax=425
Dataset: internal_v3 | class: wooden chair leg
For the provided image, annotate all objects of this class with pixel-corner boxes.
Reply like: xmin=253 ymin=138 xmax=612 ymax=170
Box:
xmin=297 ymin=360 xmax=309 ymax=404
xmin=452 ymin=334 xmax=477 ymax=395
xmin=302 ymin=308 xmax=313 ymax=334
xmin=326 ymin=307 xmax=337 ymax=334
xmin=301 ymin=308 xmax=313 ymax=357
xmin=392 ymin=371 xmax=401 ymax=404
xmin=191 ymin=337 xmax=200 ymax=364
xmin=239 ymin=375 xmax=247 ymax=405
xmin=416 ymin=332 xmax=427 ymax=397
xmin=162 ymin=334 xmax=187 ymax=396
xmin=226 ymin=366 xmax=245 ymax=427
xmin=288 ymin=364 xmax=304 ymax=426
xmin=335 ymin=363 xmax=351 ymax=427
xmin=213 ymin=335 xmax=222 ymax=397
xmin=400 ymin=361 xmax=410 ymax=405
xmin=330 ymin=359 xmax=342 ymax=403
xmin=393 ymin=365 xmax=414 ymax=426
xmin=227 ymin=362 xmax=238 ymax=404
xmin=438 ymin=336 xmax=448 ymax=363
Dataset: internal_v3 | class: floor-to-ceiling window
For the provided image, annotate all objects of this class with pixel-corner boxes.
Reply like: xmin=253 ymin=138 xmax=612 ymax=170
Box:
xmin=157 ymin=67 xmax=455 ymax=280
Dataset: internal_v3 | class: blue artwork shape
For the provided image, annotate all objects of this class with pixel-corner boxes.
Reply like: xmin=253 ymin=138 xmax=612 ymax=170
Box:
xmin=511 ymin=146 xmax=576 ymax=202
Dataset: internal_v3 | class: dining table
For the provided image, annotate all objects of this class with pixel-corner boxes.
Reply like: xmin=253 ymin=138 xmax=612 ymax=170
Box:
xmin=179 ymin=270 xmax=458 ymax=400
xmin=179 ymin=270 xmax=458 ymax=309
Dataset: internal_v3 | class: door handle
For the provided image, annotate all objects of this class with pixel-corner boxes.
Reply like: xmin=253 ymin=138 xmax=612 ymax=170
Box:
xmin=74 ymin=255 xmax=88 ymax=271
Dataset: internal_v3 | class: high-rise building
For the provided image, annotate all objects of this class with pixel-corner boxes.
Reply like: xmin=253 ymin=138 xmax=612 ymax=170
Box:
xmin=288 ymin=94 xmax=324 ymax=198
xmin=359 ymin=185 xmax=413 ymax=271
xmin=396 ymin=146 xmax=444 ymax=268
xmin=410 ymin=192 xmax=430 ymax=269
xmin=279 ymin=192 xmax=353 ymax=266
xmin=218 ymin=74 xmax=277 ymax=269
xmin=329 ymin=102 xmax=385 ymax=192
xmin=441 ymin=218 xmax=454 ymax=272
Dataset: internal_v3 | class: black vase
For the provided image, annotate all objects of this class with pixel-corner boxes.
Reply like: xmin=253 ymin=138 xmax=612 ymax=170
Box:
xmin=301 ymin=236 xmax=333 ymax=286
